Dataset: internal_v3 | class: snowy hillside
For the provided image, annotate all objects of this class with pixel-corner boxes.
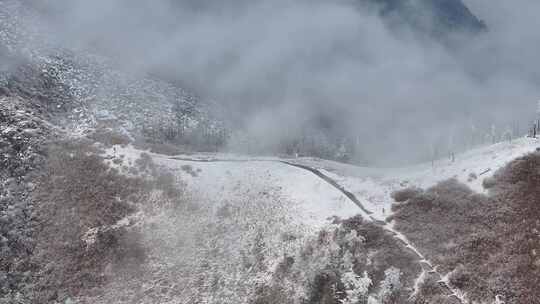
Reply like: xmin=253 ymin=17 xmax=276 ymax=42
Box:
xmin=3 ymin=79 xmax=535 ymax=303
xmin=65 ymin=136 xmax=536 ymax=304
xmin=118 ymin=136 xmax=539 ymax=223
xmin=0 ymin=0 xmax=226 ymax=150
xmin=2 ymin=0 xmax=539 ymax=303
xmin=300 ymin=136 xmax=540 ymax=220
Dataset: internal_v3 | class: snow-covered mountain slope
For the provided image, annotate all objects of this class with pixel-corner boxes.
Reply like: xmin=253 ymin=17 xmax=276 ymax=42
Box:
xmin=64 ymin=144 xmax=360 ymax=303
xmin=0 ymin=0 xmax=226 ymax=147
xmin=107 ymin=136 xmax=539 ymax=225
xmin=105 ymin=145 xmax=364 ymax=228
xmin=292 ymin=136 xmax=539 ymax=220
xmin=83 ymin=137 xmax=539 ymax=303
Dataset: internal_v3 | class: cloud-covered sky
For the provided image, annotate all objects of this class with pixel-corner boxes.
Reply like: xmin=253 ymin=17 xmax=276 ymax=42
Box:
xmin=16 ymin=0 xmax=540 ymax=164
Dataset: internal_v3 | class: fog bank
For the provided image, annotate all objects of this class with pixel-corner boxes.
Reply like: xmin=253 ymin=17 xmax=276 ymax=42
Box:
xmin=17 ymin=0 xmax=540 ymax=164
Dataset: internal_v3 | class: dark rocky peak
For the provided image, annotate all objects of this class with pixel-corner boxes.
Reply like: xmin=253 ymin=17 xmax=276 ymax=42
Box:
xmin=357 ymin=0 xmax=487 ymax=43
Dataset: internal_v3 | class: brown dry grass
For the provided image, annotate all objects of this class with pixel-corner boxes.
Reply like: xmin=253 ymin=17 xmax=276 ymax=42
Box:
xmin=392 ymin=152 xmax=540 ymax=303
xmin=30 ymin=140 xmax=150 ymax=303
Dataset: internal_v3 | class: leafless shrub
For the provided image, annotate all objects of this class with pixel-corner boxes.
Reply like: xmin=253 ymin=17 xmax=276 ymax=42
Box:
xmin=255 ymin=215 xmax=423 ymax=304
xmin=87 ymin=127 xmax=130 ymax=147
xmin=482 ymin=176 xmax=496 ymax=189
xmin=134 ymin=140 xmax=186 ymax=156
xmin=391 ymin=187 xmax=423 ymax=202
xmin=181 ymin=164 xmax=199 ymax=177
xmin=30 ymin=140 xmax=150 ymax=303
xmin=155 ymin=171 xmax=184 ymax=200
xmin=412 ymin=274 xmax=458 ymax=304
xmin=135 ymin=152 xmax=154 ymax=173
xmin=392 ymin=152 xmax=540 ymax=303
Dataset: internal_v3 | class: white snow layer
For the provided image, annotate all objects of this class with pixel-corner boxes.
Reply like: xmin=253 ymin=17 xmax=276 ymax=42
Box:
xmin=107 ymin=136 xmax=538 ymax=224
xmin=93 ymin=137 xmax=537 ymax=303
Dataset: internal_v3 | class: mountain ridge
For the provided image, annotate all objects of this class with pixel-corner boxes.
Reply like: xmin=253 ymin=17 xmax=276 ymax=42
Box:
xmin=357 ymin=0 xmax=487 ymax=42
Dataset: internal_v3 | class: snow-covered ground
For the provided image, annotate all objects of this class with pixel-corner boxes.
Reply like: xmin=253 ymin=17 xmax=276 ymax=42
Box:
xmin=107 ymin=136 xmax=539 ymax=225
xmin=294 ymin=136 xmax=539 ymax=220
xmin=105 ymin=145 xmax=363 ymax=229
xmin=95 ymin=137 xmax=538 ymax=303
xmin=96 ymin=144 xmax=368 ymax=303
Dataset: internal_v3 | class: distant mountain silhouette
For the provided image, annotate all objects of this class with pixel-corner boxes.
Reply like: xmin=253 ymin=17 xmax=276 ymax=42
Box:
xmin=357 ymin=0 xmax=487 ymax=42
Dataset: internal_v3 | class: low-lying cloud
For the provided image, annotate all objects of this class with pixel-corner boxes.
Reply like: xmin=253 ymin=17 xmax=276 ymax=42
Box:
xmin=18 ymin=0 xmax=540 ymax=164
